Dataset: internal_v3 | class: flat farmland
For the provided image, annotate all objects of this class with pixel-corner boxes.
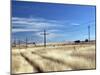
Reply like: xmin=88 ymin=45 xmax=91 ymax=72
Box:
xmin=12 ymin=43 xmax=96 ymax=74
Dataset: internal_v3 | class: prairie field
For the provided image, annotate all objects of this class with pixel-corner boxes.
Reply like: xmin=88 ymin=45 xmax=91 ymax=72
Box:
xmin=12 ymin=43 xmax=96 ymax=74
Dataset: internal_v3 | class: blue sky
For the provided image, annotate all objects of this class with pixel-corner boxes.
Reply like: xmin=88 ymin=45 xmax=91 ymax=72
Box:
xmin=12 ymin=0 xmax=96 ymax=43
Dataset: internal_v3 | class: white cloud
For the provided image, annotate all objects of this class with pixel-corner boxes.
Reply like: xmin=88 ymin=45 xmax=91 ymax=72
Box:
xmin=12 ymin=17 xmax=87 ymax=34
xmin=71 ymin=23 xmax=80 ymax=26
xmin=47 ymin=29 xmax=60 ymax=33
xmin=35 ymin=29 xmax=64 ymax=40
xmin=47 ymin=33 xmax=64 ymax=39
xmin=12 ymin=17 xmax=65 ymax=32
xmin=12 ymin=29 xmax=39 ymax=32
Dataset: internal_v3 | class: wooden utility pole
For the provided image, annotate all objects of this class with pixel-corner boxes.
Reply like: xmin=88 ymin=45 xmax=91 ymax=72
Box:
xmin=18 ymin=40 xmax=20 ymax=49
xmin=44 ymin=29 xmax=46 ymax=47
xmin=13 ymin=39 xmax=16 ymax=47
xmin=88 ymin=25 xmax=90 ymax=42
xmin=25 ymin=37 xmax=28 ymax=48
xmin=41 ymin=29 xmax=49 ymax=47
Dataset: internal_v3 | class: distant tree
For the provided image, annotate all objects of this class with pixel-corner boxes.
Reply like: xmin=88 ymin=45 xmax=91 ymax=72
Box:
xmin=33 ymin=42 xmax=36 ymax=46
xmin=74 ymin=40 xmax=80 ymax=43
xmin=85 ymin=39 xmax=88 ymax=42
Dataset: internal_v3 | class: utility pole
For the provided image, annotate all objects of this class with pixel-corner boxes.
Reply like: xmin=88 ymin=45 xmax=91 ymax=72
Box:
xmin=88 ymin=25 xmax=90 ymax=42
xmin=18 ymin=40 xmax=20 ymax=49
xmin=13 ymin=39 xmax=16 ymax=47
xmin=44 ymin=29 xmax=46 ymax=47
xmin=41 ymin=29 xmax=48 ymax=47
xmin=25 ymin=37 xmax=28 ymax=48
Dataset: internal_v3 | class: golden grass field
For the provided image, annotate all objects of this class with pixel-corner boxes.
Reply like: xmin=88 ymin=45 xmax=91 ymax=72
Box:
xmin=12 ymin=43 xmax=96 ymax=74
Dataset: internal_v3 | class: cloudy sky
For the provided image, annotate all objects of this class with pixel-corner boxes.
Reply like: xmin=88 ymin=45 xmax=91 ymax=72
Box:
xmin=12 ymin=0 xmax=96 ymax=43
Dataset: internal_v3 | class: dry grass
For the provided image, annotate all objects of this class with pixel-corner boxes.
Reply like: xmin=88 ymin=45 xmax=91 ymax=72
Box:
xmin=12 ymin=51 xmax=37 ymax=74
xmin=12 ymin=44 xmax=96 ymax=74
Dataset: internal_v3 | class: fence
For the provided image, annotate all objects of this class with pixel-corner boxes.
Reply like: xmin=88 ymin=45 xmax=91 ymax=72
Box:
xmin=12 ymin=38 xmax=37 ymax=49
xmin=12 ymin=37 xmax=95 ymax=49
